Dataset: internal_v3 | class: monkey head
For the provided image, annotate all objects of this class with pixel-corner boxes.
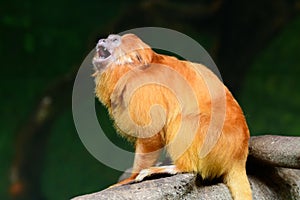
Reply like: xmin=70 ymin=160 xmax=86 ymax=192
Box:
xmin=92 ymin=34 xmax=154 ymax=74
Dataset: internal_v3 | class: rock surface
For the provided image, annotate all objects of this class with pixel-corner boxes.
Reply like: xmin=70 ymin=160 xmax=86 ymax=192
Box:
xmin=249 ymin=135 xmax=300 ymax=169
xmin=72 ymin=135 xmax=300 ymax=200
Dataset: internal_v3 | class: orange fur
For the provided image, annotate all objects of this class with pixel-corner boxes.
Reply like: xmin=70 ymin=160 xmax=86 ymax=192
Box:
xmin=93 ymin=34 xmax=252 ymax=200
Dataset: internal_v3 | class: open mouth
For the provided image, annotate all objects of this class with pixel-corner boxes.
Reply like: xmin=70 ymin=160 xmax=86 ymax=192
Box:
xmin=97 ymin=45 xmax=111 ymax=60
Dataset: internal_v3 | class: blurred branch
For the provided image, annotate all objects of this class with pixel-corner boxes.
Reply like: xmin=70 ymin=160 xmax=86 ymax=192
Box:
xmin=10 ymin=73 xmax=75 ymax=200
xmin=140 ymin=0 xmax=223 ymax=19
xmin=104 ymin=0 xmax=299 ymax=95
xmin=216 ymin=0 xmax=300 ymax=94
xmin=296 ymin=1 xmax=300 ymax=11
xmin=100 ymin=0 xmax=223 ymax=36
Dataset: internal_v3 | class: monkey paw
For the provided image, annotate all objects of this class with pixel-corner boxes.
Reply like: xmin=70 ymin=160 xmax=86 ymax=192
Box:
xmin=135 ymin=165 xmax=180 ymax=182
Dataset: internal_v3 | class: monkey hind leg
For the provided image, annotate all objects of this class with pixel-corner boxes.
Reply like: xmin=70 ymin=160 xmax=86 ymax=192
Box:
xmin=224 ymin=166 xmax=252 ymax=200
xmin=135 ymin=165 xmax=181 ymax=182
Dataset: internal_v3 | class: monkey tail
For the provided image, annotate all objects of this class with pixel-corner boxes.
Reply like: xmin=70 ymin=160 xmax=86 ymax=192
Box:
xmin=224 ymin=164 xmax=252 ymax=200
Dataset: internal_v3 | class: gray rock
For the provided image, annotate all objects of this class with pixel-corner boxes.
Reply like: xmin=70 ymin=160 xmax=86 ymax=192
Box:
xmin=72 ymin=135 xmax=300 ymax=200
xmin=249 ymin=135 xmax=300 ymax=169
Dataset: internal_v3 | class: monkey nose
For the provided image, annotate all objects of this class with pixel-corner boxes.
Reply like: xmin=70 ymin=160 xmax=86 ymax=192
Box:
xmin=98 ymin=39 xmax=106 ymax=43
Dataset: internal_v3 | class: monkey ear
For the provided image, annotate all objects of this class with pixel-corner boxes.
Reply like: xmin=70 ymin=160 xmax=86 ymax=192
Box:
xmin=134 ymin=47 xmax=155 ymax=70
xmin=135 ymin=53 xmax=151 ymax=70
xmin=135 ymin=54 xmax=143 ymax=63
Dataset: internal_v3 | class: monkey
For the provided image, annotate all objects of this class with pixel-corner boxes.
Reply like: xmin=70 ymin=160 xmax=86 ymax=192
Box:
xmin=92 ymin=33 xmax=252 ymax=200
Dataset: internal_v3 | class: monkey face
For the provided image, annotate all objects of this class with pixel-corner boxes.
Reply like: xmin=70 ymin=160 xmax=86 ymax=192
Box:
xmin=93 ymin=34 xmax=122 ymax=72
xmin=92 ymin=34 xmax=154 ymax=73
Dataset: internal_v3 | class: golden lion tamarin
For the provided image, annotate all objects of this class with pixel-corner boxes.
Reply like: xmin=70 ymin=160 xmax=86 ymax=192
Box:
xmin=92 ymin=33 xmax=252 ymax=200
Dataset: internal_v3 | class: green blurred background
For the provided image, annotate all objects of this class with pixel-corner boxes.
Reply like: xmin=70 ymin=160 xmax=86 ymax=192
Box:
xmin=1 ymin=0 xmax=300 ymax=199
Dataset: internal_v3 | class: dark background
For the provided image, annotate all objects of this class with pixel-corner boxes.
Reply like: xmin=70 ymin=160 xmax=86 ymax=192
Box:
xmin=1 ymin=0 xmax=300 ymax=199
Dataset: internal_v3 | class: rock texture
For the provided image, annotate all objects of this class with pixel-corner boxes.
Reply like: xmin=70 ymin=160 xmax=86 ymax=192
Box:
xmin=72 ymin=135 xmax=300 ymax=200
xmin=249 ymin=135 xmax=300 ymax=169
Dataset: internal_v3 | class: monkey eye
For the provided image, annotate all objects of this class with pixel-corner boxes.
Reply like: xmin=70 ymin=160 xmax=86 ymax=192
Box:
xmin=108 ymin=34 xmax=121 ymax=44
xmin=112 ymin=38 xmax=120 ymax=44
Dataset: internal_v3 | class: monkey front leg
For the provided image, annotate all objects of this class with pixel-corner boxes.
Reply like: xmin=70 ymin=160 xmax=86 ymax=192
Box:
xmin=110 ymin=135 xmax=163 ymax=187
